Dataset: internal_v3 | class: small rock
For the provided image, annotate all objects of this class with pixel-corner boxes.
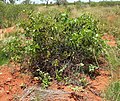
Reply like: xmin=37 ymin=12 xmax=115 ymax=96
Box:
xmin=20 ymin=83 xmax=26 ymax=89
xmin=0 ymin=88 xmax=4 ymax=93
xmin=6 ymin=91 xmax=10 ymax=94
xmin=0 ymin=72 xmax=2 ymax=75
xmin=6 ymin=78 xmax=12 ymax=82
xmin=34 ymin=77 xmax=39 ymax=81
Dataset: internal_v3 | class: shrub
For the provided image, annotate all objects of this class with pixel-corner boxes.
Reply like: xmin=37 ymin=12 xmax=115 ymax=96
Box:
xmin=20 ymin=12 xmax=106 ymax=76
xmin=0 ymin=45 xmax=9 ymax=65
xmin=2 ymin=11 xmax=107 ymax=86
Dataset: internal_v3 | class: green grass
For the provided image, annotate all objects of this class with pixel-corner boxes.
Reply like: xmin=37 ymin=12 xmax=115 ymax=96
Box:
xmin=105 ymin=81 xmax=120 ymax=101
xmin=0 ymin=39 xmax=10 ymax=66
xmin=0 ymin=51 xmax=9 ymax=66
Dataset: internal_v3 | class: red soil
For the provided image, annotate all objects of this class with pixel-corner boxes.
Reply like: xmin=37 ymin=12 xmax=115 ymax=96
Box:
xmin=0 ymin=64 xmax=38 ymax=101
xmin=107 ymin=15 xmax=118 ymax=22
xmin=0 ymin=26 xmax=15 ymax=34
xmin=0 ymin=64 xmax=111 ymax=101
xmin=48 ymin=69 xmax=110 ymax=101
xmin=102 ymin=33 xmax=117 ymax=47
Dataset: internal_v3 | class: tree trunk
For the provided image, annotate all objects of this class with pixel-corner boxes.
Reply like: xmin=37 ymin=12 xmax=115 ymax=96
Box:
xmin=89 ymin=0 xmax=91 ymax=4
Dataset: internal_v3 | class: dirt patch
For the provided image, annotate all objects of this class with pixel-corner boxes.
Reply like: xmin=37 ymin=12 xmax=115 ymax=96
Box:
xmin=0 ymin=26 xmax=15 ymax=34
xmin=0 ymin=64 xmax=38 ymax=101
xmin=0 ymin=26 xmax=16 ymax=40
xmin=0 ymin=26 xmax=23 ymax=40
xmin=102 ymin=33 xmax=117 ymax=47
xmin=0 ymin=64 xmax=110 ymax=101
xmin=47 ymin=69 xmax=110 ymax=101
xmin=107 ymin=15 xmax=118 ymax=22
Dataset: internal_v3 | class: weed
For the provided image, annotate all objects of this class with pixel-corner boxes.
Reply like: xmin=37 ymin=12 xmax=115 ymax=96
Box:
xmin=37 ymin=70 xmax=51 ymax=88
xmin=55 ymin=64 xmax=67 ymax=81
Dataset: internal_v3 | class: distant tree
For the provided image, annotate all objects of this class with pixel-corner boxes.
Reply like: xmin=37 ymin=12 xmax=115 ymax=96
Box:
xmin=50 ymin=1 xmax=52 ymax=4
xmin=22 ymin=0 xmax=32 ymax=4
xmin=74 ymin=1 xmax=75 ymax=5
xmin=40 ymin=0 xmax=49 ymax=6
xmin=55 ymin=0 xmax=67 ymax=6
xmin=0 ymin=0 xmax=6 ymax=3
xmin=55 ymin=0 xmax=59 ymax=6
xmin=33 ymin=1 xmax=35 ymax=4
xmin=9 ymin=0 xmax=15 ymax=4
xmin=89 ymin=0 xmax=91 ymax=4
xmin=0 ymin=0 xmax=17 ymax=4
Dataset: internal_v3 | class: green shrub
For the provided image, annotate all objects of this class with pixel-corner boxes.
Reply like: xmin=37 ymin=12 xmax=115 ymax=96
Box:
xmin=2 ymin=11 xmax=107 ymax=86
xmin=20 ymin=12 xmax=106 ymax=76
xmin=0 ymin=49 xmax=9 ymax=65
xmin=1 ymin=33 xmax=33 ymax=65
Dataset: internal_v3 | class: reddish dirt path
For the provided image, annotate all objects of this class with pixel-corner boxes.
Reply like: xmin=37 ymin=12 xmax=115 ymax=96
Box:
xmin=0 ymin=64 xmax=38 ymax=101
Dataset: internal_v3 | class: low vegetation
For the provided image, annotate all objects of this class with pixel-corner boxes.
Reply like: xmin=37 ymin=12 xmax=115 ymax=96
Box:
xmin=105 ymin=81 xmax=120 ymax=101
xmin=0 ymin=1 xmax=35 ymax=28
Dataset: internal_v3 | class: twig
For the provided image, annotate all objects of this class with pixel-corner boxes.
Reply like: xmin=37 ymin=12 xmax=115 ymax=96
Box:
xmin=88 ymin=86 xmax=101 ymax=97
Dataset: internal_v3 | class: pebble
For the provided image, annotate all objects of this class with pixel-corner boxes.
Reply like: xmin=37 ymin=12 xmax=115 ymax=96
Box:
xmin=0 ymin=72 xmax=2 ymax=75
xmin=6 ymin=78 xmax=12 ymax=82
xmin=6 ymin=91 xmax=10 ymax=94
xmin=34 ymin=77 xmax=39 ymax=81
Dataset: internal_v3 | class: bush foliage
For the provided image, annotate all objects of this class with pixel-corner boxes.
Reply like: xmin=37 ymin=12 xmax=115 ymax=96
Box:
xmin=20 ymin=12 xmax=106 ymax=76
xmin=1 ymin=11 xmax=107 ymax=86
